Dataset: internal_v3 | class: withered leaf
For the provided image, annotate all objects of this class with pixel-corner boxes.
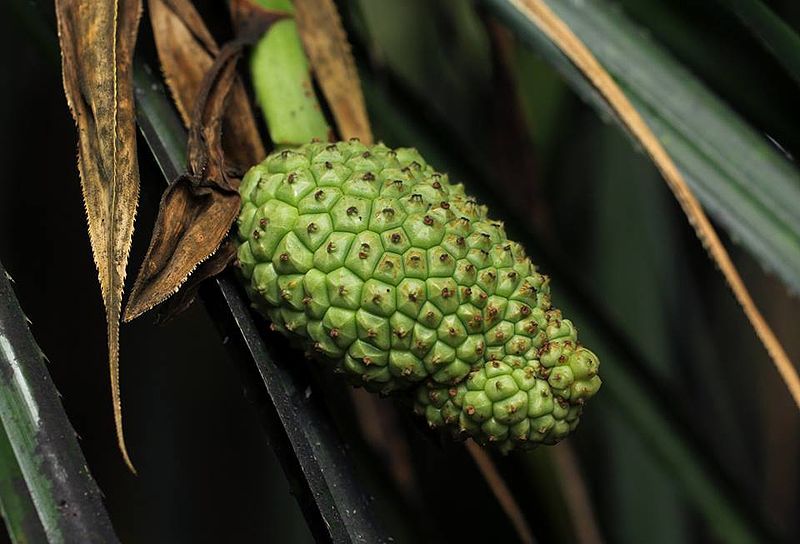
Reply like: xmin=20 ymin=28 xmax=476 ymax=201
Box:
xmin=55 ymin=0 xmax=143 ymax=472
xmin=124 ymin=44 xmax=245 ymax=322
xmin=157 ymin=240 xmax=238 ymax=323
xmin=124 ymin=7 xmax=286 ymax=323
xmin=123 ymin=175 xmax=240 ymax=322
xmin=229 ymin=0 xmax=290 ymax=41
xmin=293 ymin=0 xmax=373 ymax=143
xmin=149 ymin=0 xmax=265 ymax=168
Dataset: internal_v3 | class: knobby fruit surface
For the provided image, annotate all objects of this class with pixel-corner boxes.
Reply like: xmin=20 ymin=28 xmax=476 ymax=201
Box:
xmin=235 ymin=140 xmax=601 ymax=452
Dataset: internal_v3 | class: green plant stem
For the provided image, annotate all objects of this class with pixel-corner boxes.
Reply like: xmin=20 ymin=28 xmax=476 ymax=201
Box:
xmin=250 ymin=0 xmax=330 ymax=145
xmin=0 ymin=419 xmax=46 ymax=543
xmin=0 ymin=264 xmax=117 ymax=543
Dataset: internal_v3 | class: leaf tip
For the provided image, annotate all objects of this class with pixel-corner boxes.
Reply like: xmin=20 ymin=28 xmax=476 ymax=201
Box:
xmin=122 ymin=295 xmax=147 ymax=323
xmin=118 ymin=434 xmax=138 ymax=475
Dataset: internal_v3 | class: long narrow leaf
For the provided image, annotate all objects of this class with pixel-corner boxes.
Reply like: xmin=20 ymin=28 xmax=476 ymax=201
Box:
xmin=55 ymin=0 xmax=143 ymax=471
xmin=482 ymin=0 xmax=800 ymax=294
xmin=0 ymin=419 xmax=46 ymax=543
xmin=482 ymin=0 xmax=800 ymax=409
xmin=358 ymin=67 xmax=780 ymax=543
xmin=293 ymin=0 xmax=373 ymax=142
xmin=0 ymin=265 xmax=118 ymax=543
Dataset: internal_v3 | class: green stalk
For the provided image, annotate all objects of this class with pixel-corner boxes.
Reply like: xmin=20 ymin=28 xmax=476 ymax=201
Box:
xmin=0 ymin=419 xmax=46 ymax=543
xmin=251 ymin=0 xmax=330 ymax=145
xmin=0 ymin=262 xmax=117 ymax=543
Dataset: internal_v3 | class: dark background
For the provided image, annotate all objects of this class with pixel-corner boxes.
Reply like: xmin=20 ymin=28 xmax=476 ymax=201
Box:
xmin=1 ymin=0 xmax=799 ymax=542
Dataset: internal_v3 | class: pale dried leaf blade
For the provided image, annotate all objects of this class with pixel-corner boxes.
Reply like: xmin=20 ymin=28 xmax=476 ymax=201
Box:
xmin=149 ymin=0 xmax=265 ymax=166
xmin=511 ymin=0 xmax=800 ymax=408
xmin=149 ymin=0 xmax=215 ymax=126
xmin=293 ymin=0 xmax=373 ymax=143
xmin=55 ymin=0 xmax=143 ymax=471
xmin=161 ymin=0 xmax=218 ymax=52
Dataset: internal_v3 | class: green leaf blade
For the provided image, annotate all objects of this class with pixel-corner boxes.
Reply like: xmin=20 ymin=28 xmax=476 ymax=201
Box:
xmin=485 ymin=0 xmax=800 ymax=292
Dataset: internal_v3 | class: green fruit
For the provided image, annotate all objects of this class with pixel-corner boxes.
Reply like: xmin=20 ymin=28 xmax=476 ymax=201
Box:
xmin=236 ymin=140 xmax=601 ymax=451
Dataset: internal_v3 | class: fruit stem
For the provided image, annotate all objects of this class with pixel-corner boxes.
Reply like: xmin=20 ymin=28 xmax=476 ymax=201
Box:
xmin=250 ymin=0 xmax=331 ymax=145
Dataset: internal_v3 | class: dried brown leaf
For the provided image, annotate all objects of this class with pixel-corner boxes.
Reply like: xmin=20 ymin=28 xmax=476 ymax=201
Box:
xmin=125 ymin=5 xmax=283 ymax=322
xmin=55 ymin=0 xmax=143 ymax=472
xmin=123 ymin=176 xmax=239 ymax=321
xmin=229 ymin=0 xmax=289 ymax=39
xmin=157 ymin=240 xmax=238 ymax=323
xmin=187 ymin=44 xmax=244 ymax=187
xmin=293 ymin=0 xmax=373 ymax=143
xmin=149 ymin=0 xmax=265 ymax=168
xmin=511 ymin=0 xmax=800 ymax=409
xmin=124 ymin=44 xmax=244 ymax=322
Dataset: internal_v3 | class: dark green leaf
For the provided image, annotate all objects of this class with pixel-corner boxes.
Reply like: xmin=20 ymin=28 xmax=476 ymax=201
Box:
xmin=484 ymin=0 xmax=800 ymax=293
xmin=718 ymin=0 xmax=800 ymax=85
xmin=0 ymin=265 xmax=118 ymax=543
